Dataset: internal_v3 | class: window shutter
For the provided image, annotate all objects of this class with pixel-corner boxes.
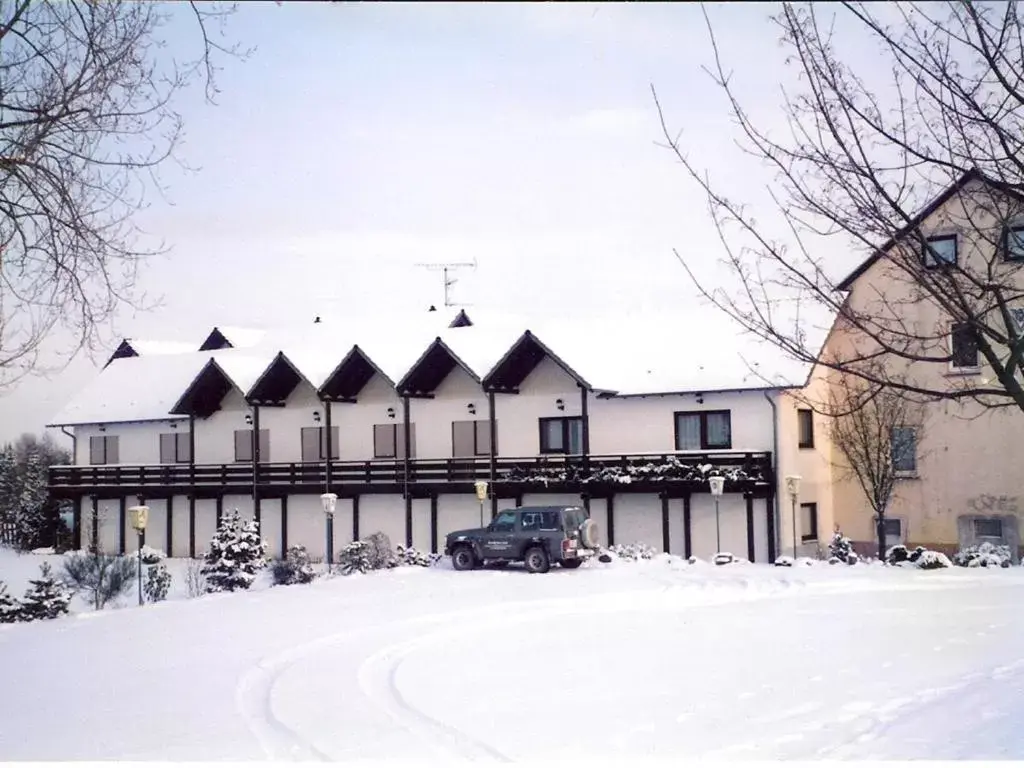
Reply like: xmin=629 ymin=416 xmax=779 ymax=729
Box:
xmin=475 ymin=419 xmax=493 ymax=455
xmin=259 ymin=429 xmax=270 ymax=462
xmin=329 ymin=426 xmax=339 ymax=459
xmin=234 ymin=430 xmax=252 ymax=462
xmin=452 ymin=421 xmax=475 ymax=457
xmin=159 ymin=434 xmax=176 ymax=464
xmin=176 ymin=433 xmax=192 ymax=463
xmin=89 ymin=436 xmax=105 ymax=465
xmin=301 ymin=427 xmax=320 ymax=463
xmin=374 ymin=424 xmax=396 ymax=458
xmin=105 ymin=436 xmax=119 ymax=464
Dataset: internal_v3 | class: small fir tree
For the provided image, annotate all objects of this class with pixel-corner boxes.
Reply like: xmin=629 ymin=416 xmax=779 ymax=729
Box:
xmin=144 ymin=564 xmax=171 ymax=602
xmin=201 ymin=509 xmax=268 ymax=593
xmin=0 ymin=581 xmax=22 ymax=623
xmin=19 ymin=562 xmax=72 ymax=620
xmin=828 ymin=529 xmax=858 ymax=565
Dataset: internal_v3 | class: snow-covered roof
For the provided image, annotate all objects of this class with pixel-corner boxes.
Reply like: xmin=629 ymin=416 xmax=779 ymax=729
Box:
xmin=53 ymin=307 xmax=826 ymax=426
xmin=210 ymin=326 xmax=267 ymax=349
xmin=122 ymin=339 xmax=197 ymax=356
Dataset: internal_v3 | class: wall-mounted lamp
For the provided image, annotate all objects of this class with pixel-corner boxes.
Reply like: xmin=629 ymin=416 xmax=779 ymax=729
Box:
xmin=244 ymin=413 xmax=253 ymax=426
xmin=98 ymin=424 xmax=106 ymax=433
xmin=467 ymin=403 xmax=476 ymax=415
xmin=696 ymin=393 xmax=704 ymax=405
xmin=313 ymin=410 xmax=321 ymax=424
xmin=386 ymin=407 xmax=396 ymax=420
xmin=169 ymin=421 xmax=177 ymax=429
xmin=555 ymin=398 xmax=565 ymax=412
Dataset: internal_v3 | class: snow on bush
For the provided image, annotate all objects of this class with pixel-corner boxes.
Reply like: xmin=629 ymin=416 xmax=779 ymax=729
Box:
xmin=392 ymin=544 xmax=441 ymax=568
xmin=362 ymin=532 xmax=393 ymax=570
xmin=61 ymin=551 xmax=137 ymax=610
xmin=0 ymin=581 xmax=22 ymax=623
xmin=134 ymin=546 xmax=165 ymax=566
xmin=271 ymin=545 xmax=317 ymax=586
xmin=201 ymin=510 xmax=268 ymax=593
xmin=713 ymin=552 xmax=736 ymax=566
xmin=501 ymin=458 xmax=767 ymax=487
xmin=887 ymin=544 xmax=951 ymax=569
xmin=914 ymin=550 xmax=953 ymax=570
xmin=886 ymin=544 xmax=910 ymax=565
xmin=607 ymin=543 xmax=657 ymax=561
xmin=184 ymin=558 xmax=207 ymax=598
xmin=337 ymin=541 xmax=373 ymax=576
xmin=953 ymin=542 xmax=1012 ymax=569
xmin=18 ymin=562 xmax=71 ymax=620
xmin=774 ymin=556 xmax=794 ymax=567
xmin=828 ymin=530 xmax=859 ymax=564
xmin=144 ymin=564 xmax=171 ymax=603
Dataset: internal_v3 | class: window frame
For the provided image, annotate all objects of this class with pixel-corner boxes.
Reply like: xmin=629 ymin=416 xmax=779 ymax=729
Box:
xmin=300 ymin=426 xmax=340 ymax=463
xmin=234 ymin=429 xmax=270 ymax=463
xmin=797 ymin=408 xmax=815 ymax=449
xmin=890 ymin=426 xmax=918 ymax=474
xmin=949 ymin=322 xmax=980 ymax=371
xmin=538 ymin=416 xmax=584 ymax=455
xmin=800 ymin=502 xmax=819 ymax=543
xmin=673 ymin=410 xmax=733 ymax=450
xmin=1002 ymin=223 xmax=1024 ymax=262
xmin=973 ymin=517 xmax=1004 ymax=540
xmin=88 ymin=435 xmax=119 ymax=465
xmin=451 ymin=419 xmax=494 ymax=457
xmin=922 ymin=233 xmax=958 ymax=269
xmin=373 ymin=423 xmax=415 ymax=459
xmin=159 ymin=432 xmax=191 ymax=464
xmin=882 ymin=517 xmax=903 ymax=543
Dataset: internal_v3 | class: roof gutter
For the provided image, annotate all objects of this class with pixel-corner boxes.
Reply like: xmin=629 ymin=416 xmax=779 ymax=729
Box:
xmin=59 ymin=426 xmax=76 ymax=465
xmin=763 ymin=390 xmax=782 ymax=561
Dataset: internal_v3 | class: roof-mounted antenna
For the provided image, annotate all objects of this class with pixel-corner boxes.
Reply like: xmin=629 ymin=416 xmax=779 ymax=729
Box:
xmin=416 ymin=259 xmax=477 ymax=307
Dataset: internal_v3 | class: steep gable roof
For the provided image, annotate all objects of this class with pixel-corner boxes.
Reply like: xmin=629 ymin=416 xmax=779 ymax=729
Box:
xmin=836 ymin=168 xmax=1024 ymax=292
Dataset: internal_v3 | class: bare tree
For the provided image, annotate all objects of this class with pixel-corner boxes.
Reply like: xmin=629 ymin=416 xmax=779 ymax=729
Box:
xmin=0 ymin=1 xmax=245 ymax=390
xmin=654 ymin=2 xmax=1024 ymax=413
xmin=827 ymin=367 xmax=927 ymax=560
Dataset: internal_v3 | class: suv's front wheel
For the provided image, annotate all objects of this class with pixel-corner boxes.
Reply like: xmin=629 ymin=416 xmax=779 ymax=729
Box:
xmin=451 ymin=546 xmax=477 ymax=571
xmin=524 ymin=546 xmax=551 ymax=574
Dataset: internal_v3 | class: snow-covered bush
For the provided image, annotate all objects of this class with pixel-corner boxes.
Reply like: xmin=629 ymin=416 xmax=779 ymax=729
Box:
xmin=0 ymin=581 xmax=22 ymax=623
xmin=914 ymin=550 xmax=952 ymax=570
xmin=184 ymin=558 xmax=207 ymax=598
xmin=828 ymin=530 xmax=859 ymax=564
xmin=271 ymin=545 xmax=317 ymax=586
xmin=134 ymin=545 xmax=165 ymax=566
xmin=61 ymin=551 xmax=137 ymax=610
xmin=144 ymin=564 xmax=171 ymax=602
xmin=886 ymin=544 xmax=909 ymax=565
xmin=201 ymin=510 xmax=268 ymax=593
xmin=362 ymin=531 xmax=393 ymax=570
xmin=19 ymin=562 xmax=71 ymax=620
xmin=953 ymin=542 xmax=1012 ymax=568
xmin=337 ymin=540 xmax=373 ymax=575
xmin=608 ymin=542 xmax=656 ymax=561
xmin=713 ymin=552 xmax=736 ymax=566
xmin=774 ymin=555 xmax=794 ymax=567
xmin=392 ymin=544 xmax=440 ymax=568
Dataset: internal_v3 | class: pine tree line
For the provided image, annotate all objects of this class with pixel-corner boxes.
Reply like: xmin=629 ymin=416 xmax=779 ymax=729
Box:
xmin=0 ymin=434 xmax=72 ymax=552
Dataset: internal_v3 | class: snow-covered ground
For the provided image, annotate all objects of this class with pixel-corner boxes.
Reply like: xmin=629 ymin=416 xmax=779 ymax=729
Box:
xmin=2 ymin=547 xmax=1024 ymax=761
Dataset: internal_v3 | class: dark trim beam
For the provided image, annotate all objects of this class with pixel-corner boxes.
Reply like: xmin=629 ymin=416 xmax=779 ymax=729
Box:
xmin=683 ymin=494 xmax=692 ymax=559
xmin=430 ymin=495 xmax=438 ymax=554
xmin=766 ymin=493 xmax=777 ymax=563
xmin=167 ymin=495 xmax=174 ymax=557
xmin=745 ymin=494 xmax=756 ymax=563
xmin=119 ymin=497 xmax=127 ymax=554
xmin=661 ymin=493 xmax=670 ymax=553
xmin=606 ymin=494 xmax=615 ymax=546
xmin=215 ymin=496 xmax=223 ymax=530
xmin=403 ymin=395 xmax=413 ymax=548
xmin=188 ymin=494 xmax=196 ymax=558
xmin=91 ymin=495 xmax=99 ymax=553
xmin=281 ymin=495 xmax=289 ymax=555
xmin=352 ymin=495 xmax=360 ymax=542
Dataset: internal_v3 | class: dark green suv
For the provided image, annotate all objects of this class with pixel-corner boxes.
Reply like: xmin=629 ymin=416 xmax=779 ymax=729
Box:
xmin=444 ymin=505 xmax=600 ymax=574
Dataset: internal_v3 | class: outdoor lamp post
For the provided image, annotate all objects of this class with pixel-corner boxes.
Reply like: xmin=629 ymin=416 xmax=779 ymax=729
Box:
xmin=321 ymin=492 xmax=337 ymax=572
xmin=127 ymin=505 xmax=149 ymax=606
xmin=785 ymin=475 xmax=802 ymax=559
xmin=475 ymin=480 xmax=489 ymax=526
xmin=708 ymin=475 xmax=725 ymax=553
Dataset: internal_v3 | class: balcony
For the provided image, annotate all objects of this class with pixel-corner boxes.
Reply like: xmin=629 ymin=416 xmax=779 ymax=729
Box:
xmin=48 ymin=451 xmax=774 ymax=497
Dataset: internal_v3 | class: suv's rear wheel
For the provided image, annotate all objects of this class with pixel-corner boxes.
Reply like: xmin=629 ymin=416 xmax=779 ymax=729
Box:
xmin=451 ymin=546 xmax=477 ymax=571
xmin=560 ymin=558 xmax=583 ymax=569
xmin=524 ymin=546 xmax=551 ymax=574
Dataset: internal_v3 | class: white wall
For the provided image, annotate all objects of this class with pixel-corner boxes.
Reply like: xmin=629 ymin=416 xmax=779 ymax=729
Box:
xmin=333 ymin=374 xmax=404 ymax=462
xmin=73 ymin=421 xmax=186 ymax=466
xmin=491 ymin=357 xmax=583 ymax=457
xmin=170 ymin=495 xmax=191 ymax=558
xmin=614 ymin=494 xmax=663 ymax=548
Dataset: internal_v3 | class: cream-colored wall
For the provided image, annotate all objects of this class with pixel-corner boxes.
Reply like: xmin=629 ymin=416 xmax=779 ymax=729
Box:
xmin=817 ymin=179 xmax=1024 ymax=550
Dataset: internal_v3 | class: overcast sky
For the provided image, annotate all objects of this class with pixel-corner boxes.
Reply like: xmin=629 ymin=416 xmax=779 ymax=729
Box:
xmin=0 ymin=1 xmax=870 ymax=446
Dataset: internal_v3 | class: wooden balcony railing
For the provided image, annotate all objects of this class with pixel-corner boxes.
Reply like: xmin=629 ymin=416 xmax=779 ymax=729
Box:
xmin=48 ymin=450 xmax=774 ymax=492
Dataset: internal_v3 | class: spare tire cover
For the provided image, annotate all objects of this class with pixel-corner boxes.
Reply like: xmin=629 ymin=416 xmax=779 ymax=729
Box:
xmin=578 ymin=519 xmax=600 ymax=549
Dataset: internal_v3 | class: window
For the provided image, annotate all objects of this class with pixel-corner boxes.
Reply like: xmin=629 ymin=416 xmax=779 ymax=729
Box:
xmin=923 ymin=234 xmax=957 ymax=267
xmin=797 ymin=409 xmax=814 ymax=449
xmin=159 ymin=433 xmax=190 ymax=464
xmin=521 ymin=510 xmax=561 ymax=531
xmin=950 ymin=323 xmax=979 ymax=370
xmin=890 ymin=426 xmax=917 ymax=473
xmin=882 ymin=517 xmax=902 ymax=543
xmin=800 ymin=502 xmax=818 ymax=542
xmin=373 ymin=423 xmax=416 ymax=459
xmin=234 ymin=429 xmax=270 ymax=463
xmin=88 ymin=435 xmax=119 ymax=465
xmin=300 ymin=426 xmax=340 ymax=463
xmin=490 ymin=510 xmax=518 ymax=532
xmin=539 ymin=417 xmax=584 ymax=454
xmin=974 ymin=518 xmax=1004 ymax=540
xmin=674 ymin=410 xmax=732 ymax=450
xmin=1003 ymin=224 xmax=1024 ymax=261
xmin=452 ymin=420 xmax=494 ymax=457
